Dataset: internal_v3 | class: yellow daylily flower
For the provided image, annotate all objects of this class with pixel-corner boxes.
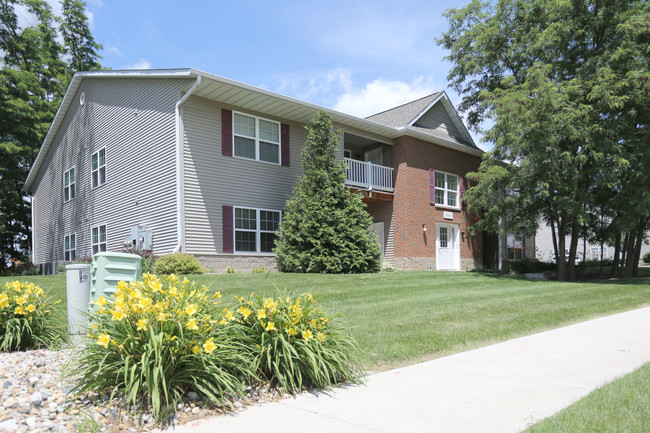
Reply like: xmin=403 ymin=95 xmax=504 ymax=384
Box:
xmin=0 ymin=299 xmax=8 ymax=308
xmin=265 ymin=321 xmax=277 ymax=332
xmin=14 ymin=306 xmax=26 ymax=315
xmin=186 ymin=318 xmax=199 ymax=331
xmin=202 ymin=337 xmax=217 ymax=354
xmin=15 ymin=296 xmax=25 ymax=305
xmin=302 ymin=330 xmax=313 ymax=341
xmin=185 ymin=304 xmax=198 ymax=316
xmin=192 ymin=345 xmax=200 ymax=355
xmin=26 ymin=304 xmax=36 ymax=313
xmin=111 ymin=309 xmax=125 ymax=321
xmin=97 ymin=333 xmax=111 ymax=349
xmin=316 ymin=332 xmax=326 ymax=342
xmin=256 ymin=309 xmax=266 ymax=320
xmin=136 ymin=318 xmax=148 ymax=331
xmin=286 ymin=327 xmax=298 ymax=336
xmin=238 ymin=306 xmax=251 ymax=319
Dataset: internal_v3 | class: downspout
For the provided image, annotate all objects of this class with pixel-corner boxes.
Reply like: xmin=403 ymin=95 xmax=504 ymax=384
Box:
xmin=30 ymin=196 xmax=35 ymax=264
xmin=173 ymin=75 xmax=201 ymax=253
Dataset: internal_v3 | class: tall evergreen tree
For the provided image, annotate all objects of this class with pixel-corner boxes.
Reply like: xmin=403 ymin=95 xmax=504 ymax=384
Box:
xmin=275 ymin=112 xmax=381 ymax=273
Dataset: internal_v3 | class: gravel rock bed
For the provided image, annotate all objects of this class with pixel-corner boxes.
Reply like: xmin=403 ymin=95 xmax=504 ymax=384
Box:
xmin=0 ymin=346 xmax=288 ymax=433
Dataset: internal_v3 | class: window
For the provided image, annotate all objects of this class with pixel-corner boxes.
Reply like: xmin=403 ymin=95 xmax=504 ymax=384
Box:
xmin=233 ymin=112 xmax=280 ymax=164
xmin=92 ymin=225 xmax=107 ymax=254
xmin=234 ymin=207 xmax=281 ymax=253
xmin=590 ymin=246 xmax=608 ymax=260
xmin=64 ymin=234 xmax=76 ymax=261
xmin=434 ymin=171 xmax=459 ymax=208
xmin=507 ymin=234 xmax=524 ymax=260
xmin=63 ymin=167 xmax=76 ymax=202
xmin=91 ymin=148 xmax=106 ymax=188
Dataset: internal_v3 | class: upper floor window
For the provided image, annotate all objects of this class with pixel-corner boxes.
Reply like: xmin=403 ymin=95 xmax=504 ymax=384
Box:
xmin=63 ymin=167 xmax=76 ymax=202
xmin=233 ymin=112 xmax=280 ymax=164
xmin=234 ymin=207 xmax=281 ymax=253
xmin=435 ymin=171 xmax=459 ymax=208
xmin=92 ymin=224 xmax=107 ymax=254
xmin=91 ymin=148 xmax=106 ymax=188
xmin=64 ymin=234 xmax=76 ymax=261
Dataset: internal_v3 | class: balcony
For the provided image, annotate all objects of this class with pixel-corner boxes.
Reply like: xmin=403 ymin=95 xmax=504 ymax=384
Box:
xmin=345 ymin=158 xmax=394 ymax=192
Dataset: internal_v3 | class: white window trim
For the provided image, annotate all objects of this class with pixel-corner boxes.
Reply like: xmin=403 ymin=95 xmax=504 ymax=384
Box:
xmin=63 ymin=166 xmax=76 ymax=202
xmin=233 ymin=206 xmax=282 ymax=254
xmin=64 ymin=233 xmax=76 ymax=261
xmin=434 ymin=171 xmax=460 ymax=209
xmin=232 ymin=111 xmax=281 ymax=165
xmin=92 ymin=224 xmax=107 ymax=255
xmin=91 ymin=147 xmax=106 ymax=189
xmin=506 ymin=234 xmax=524 ymax=260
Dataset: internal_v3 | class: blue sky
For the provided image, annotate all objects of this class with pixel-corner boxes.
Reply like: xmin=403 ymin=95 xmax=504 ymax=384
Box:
xmin=24 ymin=0 xmax=489 ymax=148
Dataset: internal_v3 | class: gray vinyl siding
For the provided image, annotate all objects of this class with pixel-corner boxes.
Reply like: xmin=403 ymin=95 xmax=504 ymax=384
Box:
xmin=30 ymin=77 xmax=193 ymax=264
xmin=414 ymin=103 xmax=462 ymax=140
xmin=182 ymin=96 xmax=306 ymax=255
xmin=366 ymin=202 xmax=395 ymax=262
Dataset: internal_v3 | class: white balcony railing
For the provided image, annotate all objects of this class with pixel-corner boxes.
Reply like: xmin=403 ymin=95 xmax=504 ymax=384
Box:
xmin=345 ymin=157 xmax=394 ymax=192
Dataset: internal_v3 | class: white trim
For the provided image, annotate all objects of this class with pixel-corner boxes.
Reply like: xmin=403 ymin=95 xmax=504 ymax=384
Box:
xmin=433 ymin=170 xmax=460 ymax=209
xmin=91 ymin=224 xmax=107 ymax=255
xmin=233 ymin=206 xmax=281 ymax=254
xmin=232 ymin=111 xmax=281 ymax=165
xmin=174 ymin=75 xmax=202 ymax=253
xmin=91 ymin=147 xmax=106 ymax=189
xmin=64 ymin=233 xmax=76 ymax=261
xmin=63 ymin=166 xmax=76 ymax=202
xmin=30 ymin=196 xmax=35 ymax=263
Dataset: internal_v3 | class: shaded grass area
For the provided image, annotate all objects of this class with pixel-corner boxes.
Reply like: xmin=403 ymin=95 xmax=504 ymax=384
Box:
xmin=2 ymin=270 xmax=649 ymax=370
xmin=525 ymin=361 xmax=650 ymax=433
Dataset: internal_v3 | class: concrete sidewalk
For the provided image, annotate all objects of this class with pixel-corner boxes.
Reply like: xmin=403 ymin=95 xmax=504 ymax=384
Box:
xmin=174 ymin=306 xmax=650 ymax=433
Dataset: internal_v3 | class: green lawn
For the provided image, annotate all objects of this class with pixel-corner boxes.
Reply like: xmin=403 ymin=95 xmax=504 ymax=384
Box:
xmin=525 ymin=361 xmax=650 ymax=432
xmin=2 ymin=269 xmax=650 ymax=371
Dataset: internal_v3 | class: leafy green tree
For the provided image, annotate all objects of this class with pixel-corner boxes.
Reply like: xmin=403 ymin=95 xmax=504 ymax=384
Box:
xmin=61 ymin=0 xmax=103 ymax=74
xmin=274 ymin=112 xmax=381 ymax=273
xmin=0 ymin=0 xmax=102 ymax=272
xmin=439 ymin=0 xmax=649 ymax=280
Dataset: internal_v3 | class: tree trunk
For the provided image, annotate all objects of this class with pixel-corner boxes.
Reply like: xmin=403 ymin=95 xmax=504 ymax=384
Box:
xmin=618 ymin=232 xmax=629 ymax=278
xmin=622 ymin=229 xmax=637 ymax=279
xmin=550 ymin=218 xmax=559 ymax=265
xmin=567 ymin=221 xmax=580 ymax=281
xmin=557 ymin=221 xmax=567 ymax=281
xmin=611 ymin=231 xmax=621 ymax=278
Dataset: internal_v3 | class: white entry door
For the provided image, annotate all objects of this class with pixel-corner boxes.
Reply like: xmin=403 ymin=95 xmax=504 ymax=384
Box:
xmin=436 ymin=223 xmax=460 ymax=270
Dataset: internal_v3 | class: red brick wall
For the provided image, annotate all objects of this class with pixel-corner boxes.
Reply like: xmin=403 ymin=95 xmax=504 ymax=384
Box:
xmin=392 ymin=136 xmax=483 ymax=269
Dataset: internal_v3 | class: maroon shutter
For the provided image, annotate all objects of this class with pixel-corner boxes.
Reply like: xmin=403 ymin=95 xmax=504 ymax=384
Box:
xmin=222 ymin=109 xmax=233 ymax=156
xmin=521 ymin=235 xmax=526 ymax=258
xmin=429 ymin=169 xmax=435 ymax=204
xmin=460 ymin=176 xmax=467 ymax=209
xmin=223 ymin=205 xmax=234 ymax=253
xmin=281 ymin=123 xmax=290 ymax=167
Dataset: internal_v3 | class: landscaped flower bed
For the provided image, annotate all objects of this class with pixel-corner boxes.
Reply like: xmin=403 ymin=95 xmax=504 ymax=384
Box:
xmin=0 ymin=281 xmax=64 ymax=351
xmin=67 ymin=273 xmax=360 ymax=421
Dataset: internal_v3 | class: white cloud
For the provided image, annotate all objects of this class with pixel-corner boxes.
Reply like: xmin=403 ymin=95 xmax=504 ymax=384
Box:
xmin=106 ymin=46 xmax=122 ymax=57
xmin=125 ymin=58 xmax=152 ymax=70
xmin=333 ymin=76 xmax=442 ymax=118
xmin=276 ymin=68 xmax=353 ymax=103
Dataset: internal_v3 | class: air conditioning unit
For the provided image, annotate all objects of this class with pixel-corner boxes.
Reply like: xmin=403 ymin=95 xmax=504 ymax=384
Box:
xmin=125 ymin=225 xmax=153 ymax=251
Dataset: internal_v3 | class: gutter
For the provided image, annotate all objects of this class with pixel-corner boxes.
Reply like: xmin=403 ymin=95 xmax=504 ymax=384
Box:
xmin=173 ymin=75 xmax=201 ymax=253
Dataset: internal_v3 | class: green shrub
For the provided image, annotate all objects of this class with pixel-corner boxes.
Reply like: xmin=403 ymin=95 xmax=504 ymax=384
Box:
xmin=121 ymin=247 xmax=158 ymax=274
xmin=644 ymin=252 xmax=650 ymax=264
xmin=226 ymin=266 xmax=237 ymax=274
xmin=381 ymin=261 xmax=396 ymax=272
xmin=0 ymin=281 xmax=64 ymax=351
xmin=153 ymin=253 xmax=204 ymax=275
xmin=70 ymin=274 xmax=253 ymax=421
xmin=509 ymin=259 xmax=556 ymax=274
xmin=233 ymin=292 xmax=362 ymax=393
xmin=251 ymin=266 xmax=268 ymax=273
